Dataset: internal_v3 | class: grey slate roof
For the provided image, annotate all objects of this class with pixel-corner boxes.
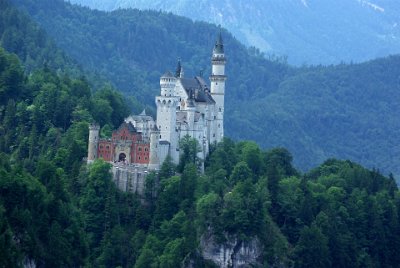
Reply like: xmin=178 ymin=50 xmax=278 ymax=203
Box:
xmin=118 ymin=122 xmax=137 ymax=133
xmin=179 ymin=76 xmax=215 ymax=104
xmin=213 ymin=32 xmax=224 ymax=54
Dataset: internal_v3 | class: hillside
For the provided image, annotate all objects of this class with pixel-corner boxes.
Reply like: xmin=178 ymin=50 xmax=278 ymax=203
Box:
xmin=1 ymin=2 xmax=400 ymax=267
xmin=9 ymin=0 xmax=400 ymax=179
xmin=68 ymin=0 xmax=400 ymax=65
xmin=0 ymin=48 xmax=399 ymax=266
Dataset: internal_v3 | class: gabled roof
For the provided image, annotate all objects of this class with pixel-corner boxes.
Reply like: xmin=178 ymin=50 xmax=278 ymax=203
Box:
xmin=117 ymin=122 xmax=137 ymax=133
xmin=125 ymin=112 xmax=154 ymax=123
xmin=179 ymin=76 xmax=215 ymax=104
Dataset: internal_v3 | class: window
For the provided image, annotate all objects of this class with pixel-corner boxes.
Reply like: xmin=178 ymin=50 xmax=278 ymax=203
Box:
xmin=138 ymin=147 xmax=142 ymax=151
xmin=145 ymin=148 xmax=148 ymax=152
xmin=138 ymin=156 xmax=141 ymax=160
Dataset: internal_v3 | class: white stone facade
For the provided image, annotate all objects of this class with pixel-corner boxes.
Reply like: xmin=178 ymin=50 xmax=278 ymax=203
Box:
xmin=148 ymin=34 xmax=226 ymax=169
xmin=89 ymin=34 xmax=226 ymax=172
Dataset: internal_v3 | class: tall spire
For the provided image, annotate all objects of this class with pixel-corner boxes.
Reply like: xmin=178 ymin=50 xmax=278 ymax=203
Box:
xmin=175 ymin=58 xmax=183 ymax=78
xmin=213 ymin=30 xmax=224 ymax=54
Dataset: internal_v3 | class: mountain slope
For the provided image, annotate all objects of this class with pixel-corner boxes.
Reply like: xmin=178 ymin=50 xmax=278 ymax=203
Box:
xmin=67 ymin=0 xmax=400 ymax=65
xmin=10 ymin=0 xmax=400 ymax=179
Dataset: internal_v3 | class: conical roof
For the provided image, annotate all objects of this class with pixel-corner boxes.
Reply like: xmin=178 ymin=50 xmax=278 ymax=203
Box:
xmin=213 ymin=31 xmax=224 ymax=54
xmin=176 ymin=58 xmax=182 ymax=78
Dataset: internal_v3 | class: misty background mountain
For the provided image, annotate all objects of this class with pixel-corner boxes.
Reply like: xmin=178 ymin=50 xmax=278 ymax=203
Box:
xmin=67 ymin=0 xmax=400 ymax=65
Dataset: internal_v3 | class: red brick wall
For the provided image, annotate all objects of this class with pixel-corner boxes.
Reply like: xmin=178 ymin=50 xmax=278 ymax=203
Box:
xmin=98 ymin=140 xmax=113 ymax=162
xmin=97 ymin=123 xmax=150 ymax=164
xmin=132 ymin=143 xmax=150 ymax=164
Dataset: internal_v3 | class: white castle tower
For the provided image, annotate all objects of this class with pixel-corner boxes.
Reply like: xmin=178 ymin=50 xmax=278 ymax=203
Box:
xmin=87 ymin=123 xmax=100 ymax=163
xmin=156 ymin=71 xmax=180 ymax=163
xmin=210 ymin=32 xmax=226 ymax=143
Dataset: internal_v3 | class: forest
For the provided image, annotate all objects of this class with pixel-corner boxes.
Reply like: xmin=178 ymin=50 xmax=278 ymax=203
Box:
xmin=7 ymin=0 xmax=400 ymax=179
xmin=1 ymin=0 xmax=400 ymax=266
xmin=0 ymin=43 xmax=399 ymax=266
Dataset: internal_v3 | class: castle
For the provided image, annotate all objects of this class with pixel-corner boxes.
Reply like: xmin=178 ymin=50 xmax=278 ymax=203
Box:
xmin=87 ymin=33 xmax=226 ymax=177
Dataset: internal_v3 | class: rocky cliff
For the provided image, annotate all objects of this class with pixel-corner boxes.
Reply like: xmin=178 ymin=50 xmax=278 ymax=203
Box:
xmin=199 ymin=232 xmax=263 ymax=268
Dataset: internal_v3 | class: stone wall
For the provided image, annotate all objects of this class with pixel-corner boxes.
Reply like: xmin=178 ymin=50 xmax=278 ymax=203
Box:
xmin=111 ymin=164 xmax=147 ymax=195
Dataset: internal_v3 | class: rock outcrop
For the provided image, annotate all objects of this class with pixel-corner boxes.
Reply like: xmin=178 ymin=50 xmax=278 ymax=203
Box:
xmin=199 ymin=232 xmax=263 ymax=268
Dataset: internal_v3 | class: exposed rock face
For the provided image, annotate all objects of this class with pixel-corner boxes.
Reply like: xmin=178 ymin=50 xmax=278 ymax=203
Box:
xmin=23 ymin=258 xmax=36 ymax=268
xmin=200 ymin=232 xmax=263 ymax=268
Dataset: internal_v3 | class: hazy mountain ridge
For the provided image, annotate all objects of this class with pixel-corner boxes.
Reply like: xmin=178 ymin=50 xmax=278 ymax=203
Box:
xmin=67 ymin=0 xmax=400 ymax=65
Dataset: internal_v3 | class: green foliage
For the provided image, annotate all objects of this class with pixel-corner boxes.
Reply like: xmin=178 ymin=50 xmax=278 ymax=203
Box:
xmin=294 ymin=224 xmax=331 ymax=268
xmin=178 ymin=135 xmax=201 ymax=172
xmin=0 ymin=3 xmax=399 ymax=267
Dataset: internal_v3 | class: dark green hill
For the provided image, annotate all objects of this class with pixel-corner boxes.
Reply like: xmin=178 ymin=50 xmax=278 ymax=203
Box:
xmin=231 ymin=57 xmax=400 ymax=177
xmin=0 ymin=0 xmax=80 ymax=75
xmin=9 ymin=0 xmax=400 ymax=179
xmin=0 ymin=43 xmax=399 ymax=267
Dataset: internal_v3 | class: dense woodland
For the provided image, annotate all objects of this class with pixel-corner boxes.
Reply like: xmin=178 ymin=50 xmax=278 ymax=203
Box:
xmin=7 ymin=0 xmax=400 ymax=179
xmin=1 ymin=0 xmax=400 ymax=266
xmin=0 ymin=44 xmax=400 ymax=266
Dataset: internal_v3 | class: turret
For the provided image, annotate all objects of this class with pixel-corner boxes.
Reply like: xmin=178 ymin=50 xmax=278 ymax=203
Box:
xmin=175 ymin=58 xmax=184 ymax=78
xmin=87 ymin=123 xmax=100 ymax=163
xmin=160 ymin=71 xmax=176 ymax=97
xmin=210 ymin=32 xmax=226 ymax=143
xmin=156 ymin=95 xmax=179 ymax=164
